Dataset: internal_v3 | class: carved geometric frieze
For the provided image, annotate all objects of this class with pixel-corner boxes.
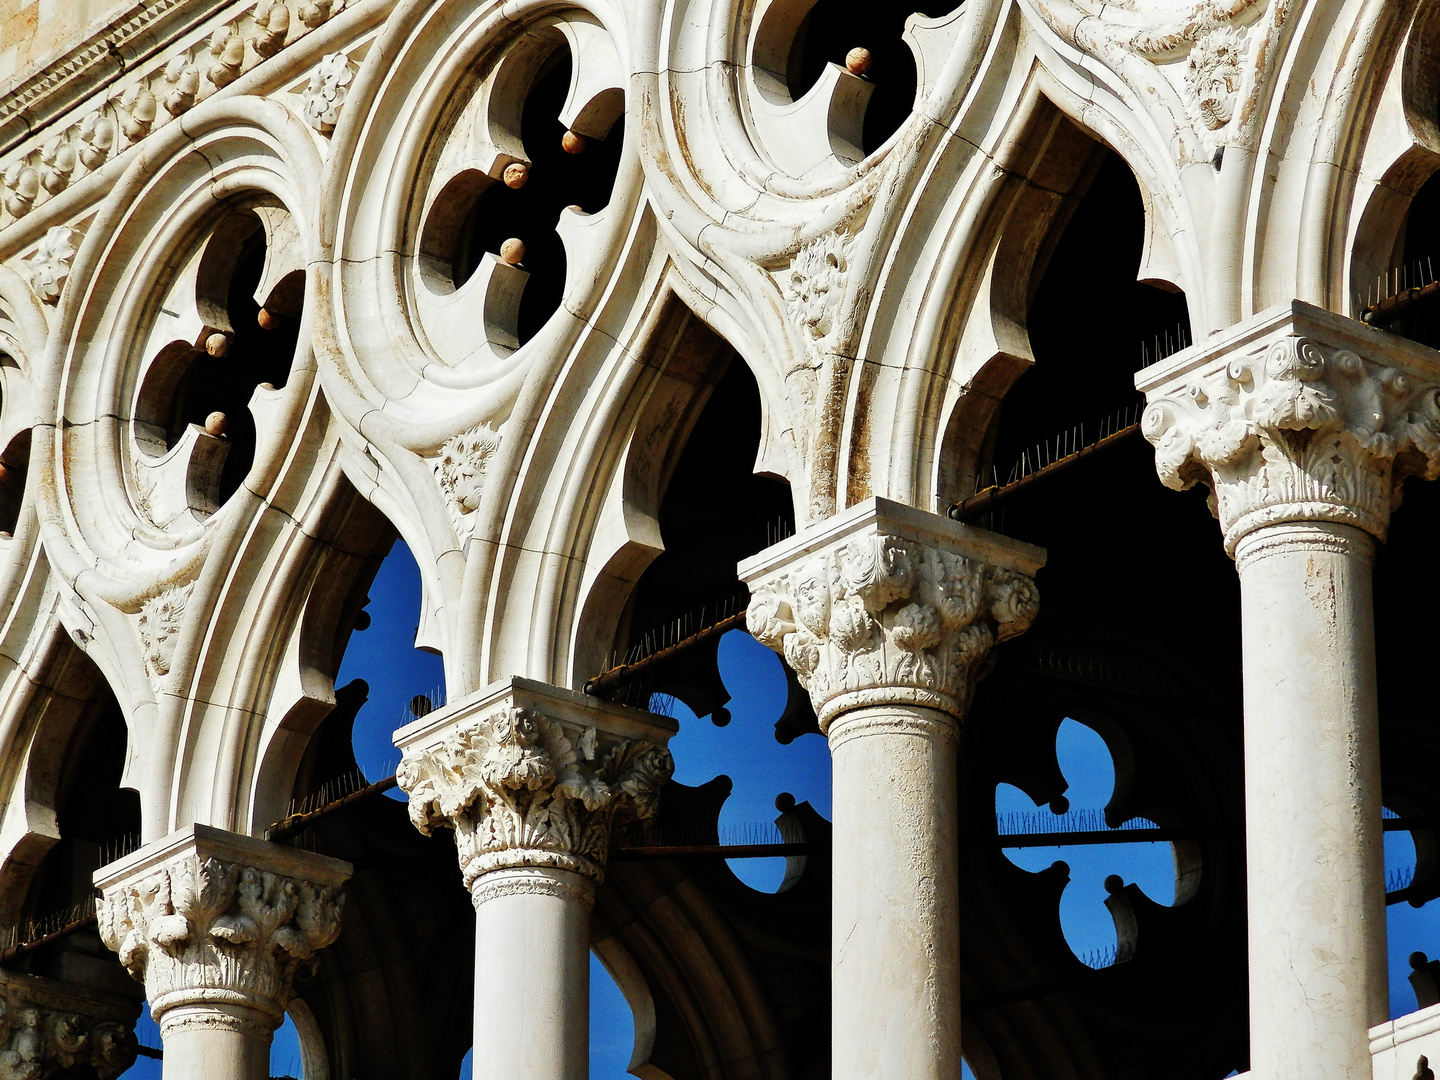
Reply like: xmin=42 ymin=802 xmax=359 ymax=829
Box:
xmin=394 ymin=679 xmax=676 ymax=897
xmin=739 ymin=497 xmax=1046 ymax=731
xmin=1137 ymin=301 xmax=1440 ymax=554
xmin=0 ymin=969 xmax=139 ymax=1079
xmin=95 ymin=826 xmax=351 ymax=1033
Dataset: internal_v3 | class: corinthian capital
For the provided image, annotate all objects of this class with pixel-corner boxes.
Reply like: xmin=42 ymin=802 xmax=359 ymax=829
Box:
xmin=0 ymin=970 xmax=138 ymax=1079
xmin=1138 ymin=301 xmax=1440 ymax=553
xmin=94 ymin=827 xmax=351 ymax=1035
xmin=394 ymin=678 xmax=676 ymax=897
xmin=738 ymin=498 xmax=1045 ymax=730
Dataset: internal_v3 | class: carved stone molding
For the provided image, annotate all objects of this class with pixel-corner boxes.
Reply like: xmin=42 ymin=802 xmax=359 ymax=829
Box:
xmin=136 ymin=582 xmax=192 ymax=679
xmin=21 ymin=226 xmax=78 ymax=304
xmin=432 ymin=423 xmax=502 ymax=538
xmin=782 ymin=231 xmax=852 ymax=353
xmin=95 ymin=826 xmax=351 ymax=1032
xmin=739 ymin=498 xmax=1045 ymax=731
xmin=394 ymin=678 xmax=676 ymax=897
xmin=0 ymin=970 xmax=139 ymax=1080
xmin=1138 ymin=301 xmax=1440 ymax=554
xmin=302 ymin=52 xmax=356 ymax=134
xmin=0 ymin=0 xmax=350 ymax=232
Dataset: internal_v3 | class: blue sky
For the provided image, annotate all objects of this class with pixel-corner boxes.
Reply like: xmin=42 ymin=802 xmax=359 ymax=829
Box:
xmin=119 ymin=540 xmax=1440 ymax=1077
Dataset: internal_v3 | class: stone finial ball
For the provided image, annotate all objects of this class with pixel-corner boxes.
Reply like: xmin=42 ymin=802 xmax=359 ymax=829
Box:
xmin=257 ymin=308 xmax=278 ymax=330
xmin=503 ymin=162 xmax=530 ymax=189
xmin=409 ymin=695 xmax=433 ymax=718
xmin=499 ymin=238 xmax=525 ymax=265
xmin=846 ymin=47 xmax=872 ymax=75
xmin=205 ymin=411 xmax=228 ymax=436
xmin=205 ymin=332 xmax=230 ymax=357
xmin=561 ymin=130 xmax=587 ymax=154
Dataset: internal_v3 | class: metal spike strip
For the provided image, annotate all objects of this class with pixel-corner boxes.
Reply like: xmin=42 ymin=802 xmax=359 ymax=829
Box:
xmin=1363 ymin=258 xmax=1440 ymax=328
xmin=952 ymin=403 xmax=1146 ymax=523
xmin=585 ymin=590 xmax=753 ymax=698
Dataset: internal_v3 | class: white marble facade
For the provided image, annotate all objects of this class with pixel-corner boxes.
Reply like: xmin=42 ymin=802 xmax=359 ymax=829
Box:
xmin=0 ymin=0 xmax=1437 ymax=1077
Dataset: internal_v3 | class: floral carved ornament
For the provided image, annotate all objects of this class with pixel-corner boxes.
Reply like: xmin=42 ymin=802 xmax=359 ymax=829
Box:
xmin=746 ymin=533 xmax=1040 ymax=730
xmin=397 ymin=706 xmax=674 ymax=892
xmin=1142 ymin=334 xmax=1440 ymax=553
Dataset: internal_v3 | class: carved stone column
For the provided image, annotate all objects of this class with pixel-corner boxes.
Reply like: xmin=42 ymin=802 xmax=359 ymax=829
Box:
xmin=0 ymin=969 xmax=139 ymax=1079
xmin=394 ymin=677 xmax=675 ymax=1080
xmin=740 ymin=497 xmax=1044 ymax=1080
xmin=94 ymin=826 xmax=351 ymax=1080
xmin=1139 ymin=300 xmax=1440 ymax=1080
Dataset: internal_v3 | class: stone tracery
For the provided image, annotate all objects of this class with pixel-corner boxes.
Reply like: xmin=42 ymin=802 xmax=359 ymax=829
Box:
xmin=0 ymin=0 xmax=1434 ymax=1079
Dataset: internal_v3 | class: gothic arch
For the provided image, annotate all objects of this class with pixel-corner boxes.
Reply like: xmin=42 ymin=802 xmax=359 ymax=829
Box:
xmin=32 ymin=93 xmax=334 ymax=836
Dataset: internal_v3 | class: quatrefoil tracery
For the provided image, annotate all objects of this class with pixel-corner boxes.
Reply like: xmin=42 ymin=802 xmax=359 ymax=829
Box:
xmin=414 ymin=17 xmax=626 ymax=362
xmin=131 ymin=202 xmax=305 ymax=528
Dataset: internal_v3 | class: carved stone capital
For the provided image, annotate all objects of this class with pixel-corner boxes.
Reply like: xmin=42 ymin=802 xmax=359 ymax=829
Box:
xmin=1138 ymin=301 xmax=1440 ymax=554
xmin=394 ymin=679 xmax=676 ymax=897
xmin=738 ymin=498 xmax=1046 ymax=731
xmin=0 ymin=970 xmax=139 ymax=1079
xmin=94 ymin=827 xmax=351 ymax=1033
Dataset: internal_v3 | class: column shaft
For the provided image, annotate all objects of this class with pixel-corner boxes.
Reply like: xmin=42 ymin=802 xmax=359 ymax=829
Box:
xmin=830 ymin=706 xmax=961 ymax=1080
xmin=157 ymin=1006 xmax=272 ymax=1080
xmin=472 ymin=869 xmax=592 ymax=1080
xmin=1236 ymin=522 xmax=1386 ymax=1080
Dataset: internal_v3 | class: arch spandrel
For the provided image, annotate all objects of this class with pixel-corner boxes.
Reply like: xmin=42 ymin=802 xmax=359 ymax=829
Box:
xmin=27 ymin=94 xmax=358 ymax=837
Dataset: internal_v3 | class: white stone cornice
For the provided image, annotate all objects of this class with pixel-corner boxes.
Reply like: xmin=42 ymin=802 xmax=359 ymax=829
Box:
xmin=1137 ymin=301 xmax=1440 ymax=554
xmin=738 ymin=497 xmax=1045 ymax=731
xmin=393 ymin=678 xmax=676 ymax=895
xmin=94 ymin=826 xmax=351 ymax=1032
xmin=0 ymin=969 xmax=139 ymax=1079
xmin=0 ymin=0 xmax=233 ymax=157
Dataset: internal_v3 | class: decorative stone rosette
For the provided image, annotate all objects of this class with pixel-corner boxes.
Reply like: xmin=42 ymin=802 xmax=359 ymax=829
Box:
xmin=745 ymin=531 xmax=1039 ymax=730
xmin=397 ymin=703 xmax=674 ymax=893
xmin=96 ymin=832 xmax=349 ymax=1031
xmin=1139 ymin=305 xmax=1440 ymax=553
xmin=0 ymin=971 xmax=138 ymax=1080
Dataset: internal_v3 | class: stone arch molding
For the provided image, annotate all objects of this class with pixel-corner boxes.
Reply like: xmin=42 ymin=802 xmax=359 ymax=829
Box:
xmin=307 ymin=0 xmax=1274 ymax=696
xmin=32 ymin=94 xmax=332 ymax=834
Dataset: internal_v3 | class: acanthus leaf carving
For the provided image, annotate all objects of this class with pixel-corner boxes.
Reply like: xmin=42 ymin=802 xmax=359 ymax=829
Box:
xmin=1029 ymin=0 xmax=1288 ymax=161
xmin=745 ymin=525 xmax=1039 ymax=730
xmin=302 ymin=51 xmax=356 ymax=133
xmin=97 ymin=849 xmax=346 ymax=1029
xmin=396 ymin=705 xmax=674 ymax=893
xmin=249 ymin=1 xmax=292 ymax=59
xmin=1141 ymin=328 xmax=1440 ymax=553
xmin=21 ymin=227 xmax=79 ymax=305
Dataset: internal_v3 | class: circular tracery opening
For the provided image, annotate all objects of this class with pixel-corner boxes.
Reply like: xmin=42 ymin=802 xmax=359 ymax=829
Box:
xmin=417 ymin=33 xmax=626 ymax=350
xmin=132 ymin=204 xmax=304 ymax=518
xmin=787 ymin=0 xmax=955 ymax=152
xmin=0 ymin=427 xmax=29 ymax=538
xmin=460 ymin=50 xmax=624 ymax=342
